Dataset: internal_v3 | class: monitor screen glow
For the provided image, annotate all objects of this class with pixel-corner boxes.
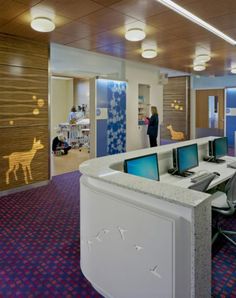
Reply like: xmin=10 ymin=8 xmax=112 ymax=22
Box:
xmin=177 ymin=144 xmax=199 ymax=174
xmin=124 ymin=153 xmax=159 ymax=181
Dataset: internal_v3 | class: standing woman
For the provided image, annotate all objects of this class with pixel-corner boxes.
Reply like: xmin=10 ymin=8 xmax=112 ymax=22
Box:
xmin=147 ymin=106 xmax=159 ymax=147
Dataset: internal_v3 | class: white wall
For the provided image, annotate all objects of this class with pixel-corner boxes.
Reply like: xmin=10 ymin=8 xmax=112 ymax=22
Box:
xmin=51 ymin=77 xmax=73 ymax=139
xmin=51 ymin=43 xmax=125 ymax=79
xmin=74 ymin=79 xmax=90 ymax=107
xmin=51 ymin=44 xmax=166 ymax=152
xmin=125 ymin=61 xmax=163 ymax=151
xmin=190 ymin=74 xmax=236 ymax=139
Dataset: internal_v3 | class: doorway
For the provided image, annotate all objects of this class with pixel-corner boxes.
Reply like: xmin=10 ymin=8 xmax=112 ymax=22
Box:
xmin=50 ymin=76 xmax=90 ymax=176
xmin=196 ymin=89 xmax=224 ymax=138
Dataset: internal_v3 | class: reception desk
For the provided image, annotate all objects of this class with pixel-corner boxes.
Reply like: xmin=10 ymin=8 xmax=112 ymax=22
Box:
xmin=79 ymin=137 xmax=235 ymax=298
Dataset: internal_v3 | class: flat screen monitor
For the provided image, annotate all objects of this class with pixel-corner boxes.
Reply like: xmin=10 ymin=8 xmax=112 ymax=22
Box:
xmin=213 ymin=137 xmax=228 ymax=159
xmin=176 ymin=144 xmax=199 ymax=174
xmin=124 ymin=153 xmax=160 ymax=181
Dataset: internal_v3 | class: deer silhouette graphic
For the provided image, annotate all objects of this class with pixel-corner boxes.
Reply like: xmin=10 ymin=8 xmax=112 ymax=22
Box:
xmin=3 ymin=138 xmax=44 ymax=185
xmin=166 ymin=124 xmax=185 ymax=141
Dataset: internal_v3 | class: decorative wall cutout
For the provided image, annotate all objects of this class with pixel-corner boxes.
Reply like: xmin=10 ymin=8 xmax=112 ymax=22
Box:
xmin=134 ymin=245 xmax=143 ymax=251
xmin=37 ymin=99 xmax=45 ymax=108
xmin=33 ymin=108 xmax=39 ymax=115
xmin=166 ymin=125 xmax=185 ymax=141
xmin=87 ymin=240 xmax=93 ymax=251
xmin=150 ymin=265 xmax=162 ymax=279
xmin=3 ymin=138 xmax=44 ymax=185
xmin=95 ymin=232 xmax=103 ymax=242
xmin=170 ymin=100 xmax=184 ymax=111
xmin=117 ymin=227 xmax=128 ymax=240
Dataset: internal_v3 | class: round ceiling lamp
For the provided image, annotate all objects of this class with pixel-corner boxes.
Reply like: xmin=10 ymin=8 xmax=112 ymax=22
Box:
xmin=231 ymin=67 xmax=236 ymax=74
xmin=31 ymin=17 xmax=55 ymax=32
xmin=193 ymin=63 xmax=206 ymax=71
xmin=125 ymin=28 xmax=146 ymax=41
xmin=141 ymin=49 xmax=157 ymax=59
xmin=195 ymin=53 xmax=211 ymax=63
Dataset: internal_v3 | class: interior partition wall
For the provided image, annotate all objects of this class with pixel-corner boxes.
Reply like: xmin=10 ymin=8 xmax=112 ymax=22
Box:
xmin=225 ymin=88 xmax=236 ymax=154
xmin=161 ymin=76 xmax=190 ymax=145
xmin=0 ymin=34 xmax=49 ymax=194
xmin=90 ymin=78 xmax=127 ymax=158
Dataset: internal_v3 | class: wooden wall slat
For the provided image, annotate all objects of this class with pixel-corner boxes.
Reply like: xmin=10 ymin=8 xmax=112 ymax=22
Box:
xmin=0 ymin=34 xmax=48 ymax=69
xmin=0 ymin=126 xmax=49 ymax=190
xmin=161 ymin=76 xmax=190 ymax=140
xmin=0 ymin=34 xmax=49 ymax=192
xmin=0 ymin=65 xmax=48 ymax=127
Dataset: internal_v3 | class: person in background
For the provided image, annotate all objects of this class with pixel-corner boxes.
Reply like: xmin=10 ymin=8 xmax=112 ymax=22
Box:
xmin=52 ymin=134 xmax=71 ymax=155
xmin=68 ymin=106 xmax=77 ymax=123
xmin=146 ymin=106 xmax=159 ymax=147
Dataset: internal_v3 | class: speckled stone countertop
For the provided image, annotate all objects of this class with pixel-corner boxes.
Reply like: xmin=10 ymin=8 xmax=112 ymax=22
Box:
xmin=80 ymin=137 xmax=214 ymax=208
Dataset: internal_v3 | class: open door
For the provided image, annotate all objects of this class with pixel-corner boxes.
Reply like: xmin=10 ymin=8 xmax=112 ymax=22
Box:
xmin=196 ymin=89 xmax=224 ymax=138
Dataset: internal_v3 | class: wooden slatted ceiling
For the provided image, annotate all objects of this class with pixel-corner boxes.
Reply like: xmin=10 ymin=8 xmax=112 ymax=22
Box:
xmin=0 ymin=0 xmax=236 ymax=75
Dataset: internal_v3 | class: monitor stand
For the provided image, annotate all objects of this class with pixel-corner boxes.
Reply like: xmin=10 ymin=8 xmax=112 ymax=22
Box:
xmin=214 ymin=158 xmax=226 ymax=164
xmin=173 ymin=170 xmax=194 ymax=177
xmin=179 ymin=170 xmax=195 ymax=177
xmin=203 ymin=156 xmax=225 ymax=163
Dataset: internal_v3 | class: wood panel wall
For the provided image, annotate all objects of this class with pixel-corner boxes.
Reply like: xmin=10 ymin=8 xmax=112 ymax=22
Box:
xmin=0 ymin=34 xmax=49 ymax=192
xmin=161 ymin=76 xmax=190 ymax=141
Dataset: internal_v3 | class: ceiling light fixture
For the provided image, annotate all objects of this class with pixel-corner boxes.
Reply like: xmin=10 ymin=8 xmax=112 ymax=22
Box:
xmin=142 ymin=49 xmax=157 ymax=59
xmin=125 ymin=28 xmax=146 ymax=42
xmin=156 ymin=0 xmax=236 ymax=45
xmin=193 ymin=63 xmax=206 ymax=71
xmin=195 ymin=53 xmax=211 ymax=63
xmin=31 ymin=17 xmax=55 ymax=32
xmin=231 ymin=67 xmax=236 ymax=74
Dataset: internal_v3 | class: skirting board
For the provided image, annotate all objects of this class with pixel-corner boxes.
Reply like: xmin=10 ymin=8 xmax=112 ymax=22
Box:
xmin=0 ymin=180 xmax=50 ymax=197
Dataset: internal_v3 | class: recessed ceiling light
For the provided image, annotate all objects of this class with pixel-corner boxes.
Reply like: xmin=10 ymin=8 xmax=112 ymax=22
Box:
xmin=141 ymin=49 xmax=157 ymax=59
xmin=125 ymin=28 xmax=146 ymax=42
xmin=195 ymin=53 xmax=211 ymax=63
xmin=31 ymin=17 xmax=55 ymax=32
xmin=156 ymin=0 xmax=236 ymax=45
xmin=193 ymin=63 xmax=206 ymax=71
xmin=231 ymin=67 xmax=236 ymax=74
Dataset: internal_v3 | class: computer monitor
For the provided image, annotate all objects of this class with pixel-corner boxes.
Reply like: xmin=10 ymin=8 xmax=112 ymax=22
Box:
xmin=174 ymin=144 xmax=199 ymax=176
xmin=211 ymin=137 xmax=228 ymax=162
xmin=124 ymin=153 xmax=160 ymax=181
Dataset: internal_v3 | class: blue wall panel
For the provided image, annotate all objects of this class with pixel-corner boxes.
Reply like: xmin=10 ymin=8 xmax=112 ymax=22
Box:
xmin=96 ymin=79 xmax=127 ymax=157
xmin=96 ymin=120 xmax=108 ymax=157
xmin=226 ymin=88 xmax=236 ymax=108
xmin=226 ymin=88 xmax=236 ymax=147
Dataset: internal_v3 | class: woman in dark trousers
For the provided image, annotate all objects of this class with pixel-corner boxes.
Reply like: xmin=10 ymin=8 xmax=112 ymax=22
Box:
xmin=147 ymin=106 xmax=159 ymax=147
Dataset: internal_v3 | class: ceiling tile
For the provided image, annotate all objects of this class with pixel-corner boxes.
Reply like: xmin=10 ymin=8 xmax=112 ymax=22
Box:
xmin=66 ymin=38 xmax=105 ymax=50
xmin=56 ymin=20 xmax=104 ymax=39
xmin=0 ymin=0 xmax=28 ymax=20
xmin=92 ymin=0 xmax=123 ymax=6
xmin=14 ymin=0 xmax=43 ymax=6
xmin=0 ymin=9 xmax=73 ymax=40
xmin=111 ymin=0 xmax=168 ymax=20
xmin=78 ymin=8 xmax=136 ymax=31
xmin=37 ymin=0 xmax=103 ymax=20
xmin=35 ymin=31 xmax=78 ymax=44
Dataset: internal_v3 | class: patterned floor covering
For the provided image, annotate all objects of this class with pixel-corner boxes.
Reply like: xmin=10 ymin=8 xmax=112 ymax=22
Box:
xmin=0 ymin=171 xmax=236 ymax=297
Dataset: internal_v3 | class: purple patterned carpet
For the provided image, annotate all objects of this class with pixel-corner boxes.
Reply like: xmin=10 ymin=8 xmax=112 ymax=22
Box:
xmin=0 ymin=171 xmax=102 ymax=298
xmin=0 ymin=171 xmax=236 ymax=297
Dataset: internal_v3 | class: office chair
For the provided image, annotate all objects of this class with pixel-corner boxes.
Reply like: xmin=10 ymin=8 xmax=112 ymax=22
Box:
xmin=211 ymin=172 xmax=236 ymax=246
xmin=188 ymin=173 xmax=216 ymax=192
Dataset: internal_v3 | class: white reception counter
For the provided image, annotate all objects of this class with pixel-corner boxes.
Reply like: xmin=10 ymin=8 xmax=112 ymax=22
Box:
xmin=79 ymin=137 xmax=230 ymax=298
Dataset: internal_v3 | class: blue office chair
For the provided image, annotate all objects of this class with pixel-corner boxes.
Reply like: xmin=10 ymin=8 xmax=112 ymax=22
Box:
xmin=211 ymin=172 xmax=236 ymax=246
xmin=188 ymin=173 xmax=216 ymax=192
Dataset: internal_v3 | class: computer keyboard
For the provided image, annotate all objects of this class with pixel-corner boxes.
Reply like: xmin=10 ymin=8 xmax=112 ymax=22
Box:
xmin=227 ymin=161 xmax=236 ymax=169
xmin=191 ymin=172 xmax=215 ymax=183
